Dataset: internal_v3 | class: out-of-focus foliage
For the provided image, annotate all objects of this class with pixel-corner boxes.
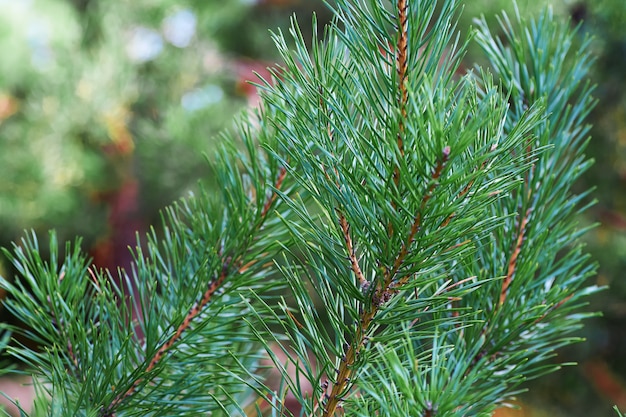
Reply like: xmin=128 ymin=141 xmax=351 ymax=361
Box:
xmin=582 ymin=0 xmax=626 ymax=298
xmin=574 ymin=0 xmax=626 ymax=414
xmin=0 ymin=0 xmax=286 ymax=252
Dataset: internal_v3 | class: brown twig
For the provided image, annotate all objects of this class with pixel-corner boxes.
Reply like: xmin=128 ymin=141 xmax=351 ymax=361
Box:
xmin=316 ymin=74 xmax=369 ymax=295
xmin=262 ymin=166 xmax=288 ymax=218
xmin=103 ymin=258 xmax=232 ymax=415
xmin=499 ymin=208 xmax=531 ymax=307
xmin=389 ymin=0 xmax=409 ymax=240
xmin=321 ymin=149 xmax=451 ymax=417
xmin=500 ymin=136 xmax=535 ymax=308
xmin=323 ymin=5 xmax=448 ymax=415
xmin=322 ymin=307 xmax=376 ymax=416
xmin=314 ymin=58 xmax=374 ymax=416
xmin=389 ymin=146 xmax=450 ymax=283
xmin=395 ymin=0 xmax=409 ymax=161
xmin=338 ymin=211 xmax=368 ymax=288
xmin=465 ymin=142 xmax=537 ymax=375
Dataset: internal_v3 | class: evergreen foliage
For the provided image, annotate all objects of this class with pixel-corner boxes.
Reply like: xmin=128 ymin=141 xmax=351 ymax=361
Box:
xmin=0 ymin=0 xmax=600 ymax=415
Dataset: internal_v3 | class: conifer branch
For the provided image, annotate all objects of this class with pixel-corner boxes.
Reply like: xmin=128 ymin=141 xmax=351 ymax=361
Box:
xmin=104 ymin=257 xmax=232 ymax=415
xmin=324 ymin=145 xmax=450 ymax=416
xmin=499 ymin=138 xmax=534 ymax=308
xmin=49 ymin=271 xmax=82 ymax=381
xmin=323 ymin=305 xmax=376 ymax=417
xmin=320 ymin=144 xmax=454 ymax=415
xmin=0 ymin=2 xmax=599 ymax=415
xmin=103 ymin=163 xmax=288 ymax=416
xmin=316 ymin=73 xmax=367 ymax=292
xmin=390 ymin=0 xmax=410 ymax=238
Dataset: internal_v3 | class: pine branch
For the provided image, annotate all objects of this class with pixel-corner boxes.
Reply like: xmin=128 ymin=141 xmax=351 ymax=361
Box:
xmin=103 ymin=154 xmax=289 ymax=416
xmin=262 ymin=167 xmax=288 ymax=218
xmin=252 ymin=1 xmax=598 ymax=415
xmin=389 ymin=0 xmax=410 ymax=238
xmin=0 ymin=1 xmax=600 ymax=416
xmin=104 ymin=256 xmax=232 ymax=415
xmin=322 ymin=308 xmax=373 ymax=416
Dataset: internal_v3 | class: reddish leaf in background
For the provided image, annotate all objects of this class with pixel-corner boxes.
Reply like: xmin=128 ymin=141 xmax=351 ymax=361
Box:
xmin=234 ymin=58 xmax=282 ymax=107
xmin=90 ymin=177 xmax=144 ymax=273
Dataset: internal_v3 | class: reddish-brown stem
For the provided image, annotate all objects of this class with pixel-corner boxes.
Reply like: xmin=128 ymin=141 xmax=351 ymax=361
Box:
xmin=389 ymin=146 xmax=450 ymax=282
xmin=322 ymin=305 xmax=377 ymax=416
xmin=390 ymin=0 xmax=409 ymax=238
xmin=317 ymin=82 xmax=367 ymax=293
xmin=500 ymin=137 xmax=535 ymax=307
xmin=499 ymin=208 xmax=531 ymax=307
xmin=103 ymin=165 xmax=288 ymax=417
xmin=322 ymin=145 xmax=449 ymax=416
xmin=262 ymin=167 xmax=288 ymax=218
xmin=338 ymin=211 xmax=368 ymax=288
xmin=322 ymin=5 xmax=425 ymax=414
xmin=104 ymin=258 xmax=232 ymax=414
xmin=316 ymin=66 xmax=374 ymax=417
xmin=396 ymin=0 xmax=409 ymax=161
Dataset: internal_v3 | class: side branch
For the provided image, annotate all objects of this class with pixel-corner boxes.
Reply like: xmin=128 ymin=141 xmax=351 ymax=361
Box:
xmin=104 ymin=258 xmax=232 ymax=415
xmin=499 ymin=208 xmax=531 ymax=307
xmin=389 ymin=146 xmax=450 ymax=281
xmin=51 ymin=271 xmax=82 ymax=381
xmin=317 ymin=88 xmax=367 ymax=292
xmin=338 ymin=211 xmax=368 ymax=289
xmin=147 ymin=257 xmax=233 ymax=371
xmin=322 ymin=147 xmax=450 ymax=417
xmin=103 ymin=165 xmax=288 ymax=416
xmin=322 ymin=306 xmax=376 ymax=416
xmin=261 ymin=166 xmax=288 ymax=218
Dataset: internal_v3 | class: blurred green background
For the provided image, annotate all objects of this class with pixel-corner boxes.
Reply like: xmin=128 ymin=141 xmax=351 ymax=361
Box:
xmin=0 ymin=0 xmax=624 ymax=416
